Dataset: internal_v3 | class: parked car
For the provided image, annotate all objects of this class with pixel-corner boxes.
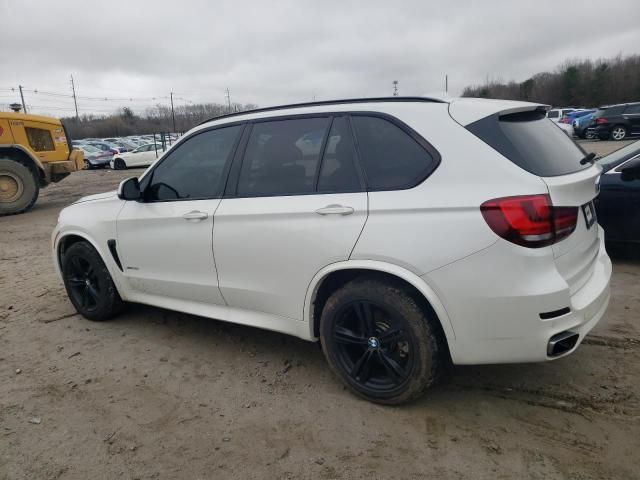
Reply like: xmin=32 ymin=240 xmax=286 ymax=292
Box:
xmin=78 ymin=144 xmax=112 ymax=169
xmin=573 ymin=112 xmax=596 ymax=139
xmin=595 ymin=140 xmax=640 ymax=243
xmin=561 ymin=109 xmax=595 ymax=124
xmin=53 ymin=97 xmax=611 ymax=405
xmin=588 ymin=102 xmax=640 ymax=141
xmin=110 ymin=143 xmax=162 ymax=169
xmin=88 ymin=141 xmax=119 ymax=156
xmin=547 ymin=108 xmax=575 ymax=123
xmin=103 ymin=138 xmax=134 ymax=152
xmin=555 ymin=121 xmax=574 ymax=137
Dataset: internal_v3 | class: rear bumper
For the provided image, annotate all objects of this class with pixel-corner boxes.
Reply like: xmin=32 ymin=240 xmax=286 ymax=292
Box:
xmin=424 ymin=230 xmax=611 ymax=365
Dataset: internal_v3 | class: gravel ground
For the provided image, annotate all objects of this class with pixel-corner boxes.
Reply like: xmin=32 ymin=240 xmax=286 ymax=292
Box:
xmin=1 ymin=140 xmax=639 ymax=479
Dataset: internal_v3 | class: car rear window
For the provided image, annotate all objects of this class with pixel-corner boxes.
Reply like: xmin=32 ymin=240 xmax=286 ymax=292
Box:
xmin=547 ymin=110 xmax=559 ymax=119
xmin=603 ymin=105 xmax=625 ymax=116
xmin=467 ymin=110 xmax=589 ymax=177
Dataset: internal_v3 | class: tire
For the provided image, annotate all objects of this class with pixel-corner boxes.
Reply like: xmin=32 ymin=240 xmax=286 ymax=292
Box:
xmin=0 ymin=158 xmax=39 ymax=216
xmin=84 ymin=159 xmax=92 ymax=170
xmin=113 ymin=158 xmax=126 ymax=170
xmin=610 ymin=125 xmax=628 ymax=141
xmin=61 ymin=241 xmax=124 ymax=321
xmin=320 ymin=277 xmax=443 ymax=405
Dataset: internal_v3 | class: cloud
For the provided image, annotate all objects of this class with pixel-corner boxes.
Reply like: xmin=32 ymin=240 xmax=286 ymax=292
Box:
xmin=1 ymin=0 xmax=639 ymax=115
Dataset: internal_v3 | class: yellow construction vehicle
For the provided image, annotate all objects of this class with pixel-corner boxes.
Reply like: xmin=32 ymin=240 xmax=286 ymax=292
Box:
xmin=0 ymin=111 xmax=83 ymax=215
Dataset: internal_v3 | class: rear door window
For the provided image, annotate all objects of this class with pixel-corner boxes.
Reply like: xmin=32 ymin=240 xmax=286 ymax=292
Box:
xmin=237 ymin=117 xmax=330 ymax=196
xmin=317 ymin=117 xmax=362 ymax=193
xmin=467 ymin=110 xmax=589 ymax=177
xmin=351 ymin=115 xmax=437 ymax=190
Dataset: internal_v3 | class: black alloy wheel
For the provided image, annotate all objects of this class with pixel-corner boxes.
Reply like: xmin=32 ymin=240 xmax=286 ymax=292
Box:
xmin=65 ymin=254 xmax=101 ymax=313
xmin=320 ymin=278 xmax=442 ymax=404
xmin=332 ymin=300 xmax=415 ymax=391
xmin=61 ymin=241 xmax=124 ymax=321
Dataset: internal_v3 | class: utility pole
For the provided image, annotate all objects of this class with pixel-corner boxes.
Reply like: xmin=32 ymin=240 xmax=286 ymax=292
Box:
xmin=392 ymin=80 xmax=398 ymax=97
xmin=170 ymin=92 xmax=176 ymax=133
xmin=445 ymin=74 xmax=448 ymax=94
xmin=18 ymin=85 xmax=27 ymax=113
xmin=70 ymin=75 xmax=79 ymax=120
xmin=225 ymin=88 xmax=232 ymax=112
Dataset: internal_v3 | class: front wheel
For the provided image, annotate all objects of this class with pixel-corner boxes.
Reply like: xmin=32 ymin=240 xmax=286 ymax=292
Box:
xmin=610 ymin=125 xmax=628 ymax=141
xmin=113 ymin=158 xmax=126 ymax=170
xmin=0 ymin=158 xmax=39 ymax=216
xmin=320 ymin=278 xmax=443 ymax=405
xmin=61 ymin=241 xmax=124 ymax=321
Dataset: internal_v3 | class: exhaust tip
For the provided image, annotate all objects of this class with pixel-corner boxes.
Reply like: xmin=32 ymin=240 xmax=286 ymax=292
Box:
xmin=547 ymin=331 xmax=579 ymax=357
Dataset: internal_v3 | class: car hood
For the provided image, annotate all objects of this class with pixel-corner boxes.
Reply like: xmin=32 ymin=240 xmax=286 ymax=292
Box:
xmin=73 ymin=190 xmax=117 ymax=204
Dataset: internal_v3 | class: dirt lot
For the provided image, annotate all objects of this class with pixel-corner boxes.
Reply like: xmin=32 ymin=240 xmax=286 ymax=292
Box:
xmin=1 ymin=141 xmax=639 ymax=479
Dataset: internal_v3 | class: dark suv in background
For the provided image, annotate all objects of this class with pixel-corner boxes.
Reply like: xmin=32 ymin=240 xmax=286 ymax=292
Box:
xmin=588 ymin=102 xmax=640 ymax=141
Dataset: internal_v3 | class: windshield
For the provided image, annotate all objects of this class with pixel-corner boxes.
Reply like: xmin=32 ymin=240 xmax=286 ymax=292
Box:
xmin=467 ymin=110 xmax=590 ymax=177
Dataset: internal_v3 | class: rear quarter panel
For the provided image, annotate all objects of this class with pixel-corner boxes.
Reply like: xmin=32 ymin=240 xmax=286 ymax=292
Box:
xmin=350 ymin=103 xmax=549 ymax=275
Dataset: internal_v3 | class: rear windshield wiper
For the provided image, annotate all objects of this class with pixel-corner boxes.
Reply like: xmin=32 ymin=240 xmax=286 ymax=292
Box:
xmin=579 ymin=152 xmax=596 ymax=165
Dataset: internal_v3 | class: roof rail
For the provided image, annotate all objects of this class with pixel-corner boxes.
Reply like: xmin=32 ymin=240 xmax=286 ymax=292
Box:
xmin=198 ymin=96 xmax=445 ymax=126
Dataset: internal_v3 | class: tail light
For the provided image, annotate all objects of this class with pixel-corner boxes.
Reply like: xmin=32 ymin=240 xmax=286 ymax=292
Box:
xmin=595 ymin=118 xmax=608 ymax=125
xmin=481 ymin=195 xmax=578 ymax=248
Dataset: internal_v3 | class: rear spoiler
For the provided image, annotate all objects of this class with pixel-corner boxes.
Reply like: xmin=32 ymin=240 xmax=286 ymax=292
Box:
xmin=448 ymin=98 xmax=549 ymax=126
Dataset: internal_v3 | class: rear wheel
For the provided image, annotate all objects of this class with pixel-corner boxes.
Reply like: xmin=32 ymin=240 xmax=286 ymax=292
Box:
xmin=61 ymin=241 xmax=124 ymax=321
xmin=610 ymin=125 xmax=628 ymax=141
xmin=0 ymin=158 xmax=39 ymax=216
xmin=320 ymin=278 xmax=443 ymax=405
xmin=113 ymin=158 xmax=126 ymax=170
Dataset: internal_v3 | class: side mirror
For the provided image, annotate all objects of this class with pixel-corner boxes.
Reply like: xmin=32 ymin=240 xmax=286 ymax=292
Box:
xmin=118 ymin=177 xmax=141 ymax=200
xmin=619 ymin=157 xmax=640 ymax=181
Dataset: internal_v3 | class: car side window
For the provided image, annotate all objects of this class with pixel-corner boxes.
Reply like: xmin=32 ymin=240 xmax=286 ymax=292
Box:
xmin=317 ymin=117 xmax=362 ymax=193
xmin=237 ymin=117 xmax=330 ymax=196
xmin=351 ymin=115 xmax=436 ymax=190
xmin=625 ymin=104 xmax=640 ymax=114
xmin=547 ymin=111 xmax=559 ymax=119
xmin=144 ymin=125 xmax=241 ymax=201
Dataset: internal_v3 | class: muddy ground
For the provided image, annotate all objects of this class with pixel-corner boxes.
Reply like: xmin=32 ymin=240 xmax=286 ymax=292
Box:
xmin=1 ymin=140 xmax=638 ymax=479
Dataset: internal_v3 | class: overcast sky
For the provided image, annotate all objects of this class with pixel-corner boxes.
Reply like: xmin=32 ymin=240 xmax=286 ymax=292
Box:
xmin=1 ymin=0 xmax=639 ymax=116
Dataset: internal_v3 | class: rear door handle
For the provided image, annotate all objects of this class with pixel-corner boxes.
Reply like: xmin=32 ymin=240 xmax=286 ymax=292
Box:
xmin=182 ymin=210 xmax=208 ymax=221
xmin=315 ymin=204 xmax=354 ymax=216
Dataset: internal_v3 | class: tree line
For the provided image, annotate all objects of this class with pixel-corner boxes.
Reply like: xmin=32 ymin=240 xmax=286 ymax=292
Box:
xmin=462 ymin=54 xmax=640 ymax=107
xmin=62 ymin=102 xmax=258 ymax=139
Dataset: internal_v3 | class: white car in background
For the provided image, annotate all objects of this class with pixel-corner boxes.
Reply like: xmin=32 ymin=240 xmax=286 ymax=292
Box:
xmin=110 ymin=143 xmax=163 ymax=169
xmin=556 ymin=121 xmax=575 ymax=137
xmin=547 ymin=108 xmax=575 ymax=123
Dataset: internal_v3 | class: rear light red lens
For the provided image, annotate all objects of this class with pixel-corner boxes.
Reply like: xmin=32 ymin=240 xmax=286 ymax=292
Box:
xmin=481 ymin=195 xmax=578 ymax=248
xmin=595 ymin=118 xmax=608 ymax=124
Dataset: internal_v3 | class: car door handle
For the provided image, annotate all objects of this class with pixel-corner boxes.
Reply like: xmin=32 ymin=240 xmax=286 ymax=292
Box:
xmin=182 ymin=210 xmax=208 ymax=221
xmin=315 ymin=204 xmax=354 ymax=216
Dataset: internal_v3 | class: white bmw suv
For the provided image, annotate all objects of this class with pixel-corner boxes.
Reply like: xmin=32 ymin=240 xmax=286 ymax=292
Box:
xmin=53 ymin=97 xmax=611 ymax=404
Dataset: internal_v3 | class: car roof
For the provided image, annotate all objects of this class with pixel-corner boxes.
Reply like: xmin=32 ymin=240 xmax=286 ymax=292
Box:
xmin=196 ymin=96 xmax=547 ymax=130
